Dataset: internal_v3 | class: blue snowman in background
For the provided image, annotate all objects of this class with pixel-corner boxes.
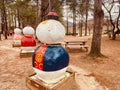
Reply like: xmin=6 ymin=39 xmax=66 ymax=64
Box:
xmin=32 ymin=12 xmax=69 ymax=83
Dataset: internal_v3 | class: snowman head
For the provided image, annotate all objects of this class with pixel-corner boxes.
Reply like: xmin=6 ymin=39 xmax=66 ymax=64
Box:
xmin=36 ymin=20 xmax=65 ymax=44
xmin=14 ymin=28 xmax=22 ymax=34
xmin=23 ymin=26 xmax=35 ymax=36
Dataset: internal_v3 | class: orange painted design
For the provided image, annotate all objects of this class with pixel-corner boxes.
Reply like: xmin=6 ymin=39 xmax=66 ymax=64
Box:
xmin=42 ymin=20 xmax=48 ymax=24
xmin=35 ymin=54 xmax=42 ymax=62
xmin=34 ymin=45 xmax=48 ymax=70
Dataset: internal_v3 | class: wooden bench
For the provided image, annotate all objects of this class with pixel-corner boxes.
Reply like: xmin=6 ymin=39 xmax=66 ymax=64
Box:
xmin=79 ymin=45 xmax=89 ymax=52
xmin=64 ymin=41 xmax=89 ymax=52
xmin=20 ymin=49 xmax=34 ymax=58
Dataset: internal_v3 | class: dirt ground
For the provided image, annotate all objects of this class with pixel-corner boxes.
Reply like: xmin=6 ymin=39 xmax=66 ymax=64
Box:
xmin=0 ymin=35 xmax=120 ymax=90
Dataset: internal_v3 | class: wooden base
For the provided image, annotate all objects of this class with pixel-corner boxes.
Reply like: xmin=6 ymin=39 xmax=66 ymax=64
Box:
xmin=26 ymin=70 xmax=75 ymax=90
xmin=20 ymin=50 xmax=34 ymax=58
xmin=12 ymin=44 xmax=21 ymax=47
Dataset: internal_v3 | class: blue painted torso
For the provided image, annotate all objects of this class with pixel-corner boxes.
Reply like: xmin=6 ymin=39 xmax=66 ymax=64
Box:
xmin=32 ymin=45 xmax=69 ymax=71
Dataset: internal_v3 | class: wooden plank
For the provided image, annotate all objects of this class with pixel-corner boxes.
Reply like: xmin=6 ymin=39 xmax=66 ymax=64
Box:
xmin=12 ymin=44 xmax=21 ymax=47
xmin=26 ymin=70 xmax=75 ymax=90
xmin=20 ymin=50 xmax=34 ymax=58
xmin=64 ymin=41 xmax=87 ymax=48
xmin=65 ymin=40 xmax=87 ymax=43
xmin=79 ymin=45 xmax=89 ymax=52
xmin=64 ymin=41 xmax=89 ymax=52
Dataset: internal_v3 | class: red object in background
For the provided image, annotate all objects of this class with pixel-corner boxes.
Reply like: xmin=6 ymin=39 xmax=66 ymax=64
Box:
xmin=47 ymin=11 xmax=58 ymax=16
xmin=21 ymin=35 xmax=36 ymax=47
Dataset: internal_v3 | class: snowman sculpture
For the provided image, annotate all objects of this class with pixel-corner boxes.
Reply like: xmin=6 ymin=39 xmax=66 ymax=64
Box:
xmin=13 ymin=28 xmax=23 ymax=46
xmin=21 ymin=26 xmax=36 ymax=52
xmin=32 ymin=12 xmax=69 ymax=83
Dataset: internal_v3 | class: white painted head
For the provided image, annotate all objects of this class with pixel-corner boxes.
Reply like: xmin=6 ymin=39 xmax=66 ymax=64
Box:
xmin=23 ymin=26 xmax=35 ymax=35
xmin=36 ymin=20 xmax=65 ymax=44
xmin=14 ymin=28 xmax=22 ymax=34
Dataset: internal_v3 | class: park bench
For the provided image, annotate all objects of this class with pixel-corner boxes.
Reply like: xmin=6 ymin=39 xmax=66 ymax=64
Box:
xmin=64 ymin=40 xmax=89 ymax=52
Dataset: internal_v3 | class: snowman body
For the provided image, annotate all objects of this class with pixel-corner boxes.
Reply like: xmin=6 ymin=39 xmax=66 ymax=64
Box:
xmin=32 ymin=20 xmax=69 ymax=83
xmin=13 ymin=28 xmax=23 ymax=46
xmin=21 ymin=26 xmax=36 ymax=52
xmin=32 ymin=45 xmax=69 ymax=83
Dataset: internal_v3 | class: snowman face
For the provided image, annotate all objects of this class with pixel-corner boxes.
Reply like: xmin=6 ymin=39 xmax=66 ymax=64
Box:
xmin=23 ymin=26 xmax=35 ymax=35
xmin=36 ymin=20 xmax=65 ymax=44
xmin=14 ymin=28 xmax=22 ymax=34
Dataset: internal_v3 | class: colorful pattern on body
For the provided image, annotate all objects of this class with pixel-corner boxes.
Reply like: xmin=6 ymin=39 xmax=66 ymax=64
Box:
xmin=33 ymin=45 xmax=48 ymax=70
xmin=32 ymin=45 xmax=69 ymax=71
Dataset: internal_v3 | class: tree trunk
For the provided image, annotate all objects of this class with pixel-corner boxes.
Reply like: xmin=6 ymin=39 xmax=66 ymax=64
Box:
xmin=48 ymin=0 xmax=54 ymax=11
xmin=107 ymin=18 xmax=111 ymax=38
xmin=17 ymin=9 xmax=21 ymax=28
xmin=66 ymin=13 xmax=69 ymax=35
xmin=0 ymin=34 xmax=1 ymax=40
xmin=1 ymin=16 xmax=4 ymax=34
xmin=14 ymin=14 xmax=17 ymax=27
xmin=1 ymin=0 xmax=8 ymax=39
xmin=73 ymin=7 xmax=76 ymax=36
xmin=109 ymin=12 xmax=115 ymax=40
xmin=8 ymin=9 xmax=11 ymax=29
xmin=89 ymin=0 xmax=104 ymax=57
xmin=84 ymin=1 xmax=89 ymax=36
xmin=102 ymin=2 xmax=115 ymax=40
xmin=78 ymin=15 xmax=81 ymax=36
xmin=36 ymin=0 xmax=39 ymax=26
xmin=113 ymin=2 xmax=120 ymax=40
xmin=80 ymin=18 xmax=83 ymax=36
xmin=40 ymin=0 xmax=49 ymax=22
xmin=85 ymin=13 xmax=88 ymax=36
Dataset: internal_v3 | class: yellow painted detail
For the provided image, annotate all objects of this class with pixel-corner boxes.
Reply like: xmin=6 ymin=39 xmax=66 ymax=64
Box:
xmin=42 ymin=20 xmax=48 ymax=24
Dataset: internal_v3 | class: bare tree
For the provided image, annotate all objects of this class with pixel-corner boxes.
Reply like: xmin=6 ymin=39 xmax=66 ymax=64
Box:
xmin=68 ymin=0 xmax=77 ymax=36
xmin=35 ymin=0 xmax=41 ymax=26
xmin=103 ymin=0 xmax=120 ymax=39
xmin=89 ymin=0 xmax=104 ymax=57
xmin=48 ymin=0 xmax=54 ymax=11
xmin=1 ymin=0 xmax=8 ymax=39
xmin=72 ymin=2 xmax=77 ymax=36
xmin=114 ymin=0 xmax=120 ymax=39
xmin=40 ymin=0 xmax=49 ymax=22
xmin=84 ymin=0 xmax=89 ymax=36
xmin=78 ymin=3 xmax=85 ymax=36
